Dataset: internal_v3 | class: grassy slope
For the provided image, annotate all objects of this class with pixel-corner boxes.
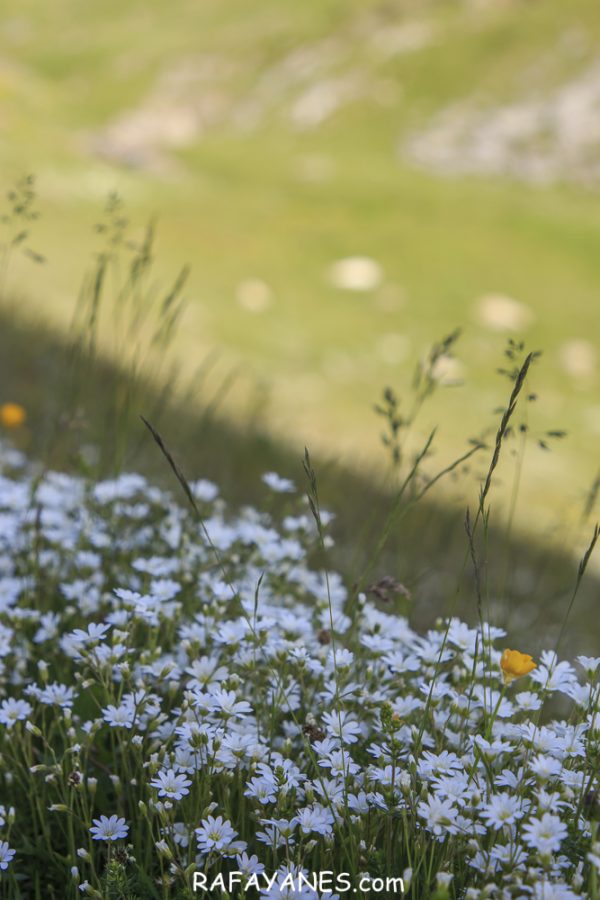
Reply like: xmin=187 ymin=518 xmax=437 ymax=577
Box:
xmin=1 ymin=308 xmax=597 ymax=656
xmin=0 ymin=0 xmax=599 ymax=542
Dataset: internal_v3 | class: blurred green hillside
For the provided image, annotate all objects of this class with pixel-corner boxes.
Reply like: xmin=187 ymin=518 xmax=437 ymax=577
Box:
xmin=1 ymin=0 xmax=599 ymax=549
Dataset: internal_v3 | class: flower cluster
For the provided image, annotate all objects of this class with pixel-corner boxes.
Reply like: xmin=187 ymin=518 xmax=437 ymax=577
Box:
xmin=0 ymin=440 xmax=598 ymax=897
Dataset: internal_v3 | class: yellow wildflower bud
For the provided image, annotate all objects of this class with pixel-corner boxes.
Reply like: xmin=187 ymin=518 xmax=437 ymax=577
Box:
xmin=500 ymin=648 xmax=537 ymax=685
xmin=0 ymin=403 xmax=26 ymax=429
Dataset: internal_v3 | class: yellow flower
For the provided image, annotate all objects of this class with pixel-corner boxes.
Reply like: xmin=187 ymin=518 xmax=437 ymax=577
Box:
xmin=0 ymin=403 xmax=27 ymax=429
xmin=500 ymin=648 xmax=536 ymax=685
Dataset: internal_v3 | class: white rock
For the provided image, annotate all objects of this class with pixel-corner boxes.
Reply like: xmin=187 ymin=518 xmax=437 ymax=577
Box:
xmin=559 ymin=339 xmax=597 ymax=379
xmin=431 ymin=355 xmax=465 ymax=384
xmin=235 ymin=278 xmax=273 ymax=313
xmin=328 ymin=256 xmax=383 ymax=292
xmin=475 ymin=293 xmax=534 ymax=332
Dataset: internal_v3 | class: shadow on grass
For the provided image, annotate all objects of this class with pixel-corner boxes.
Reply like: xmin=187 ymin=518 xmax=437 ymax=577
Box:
xmin=1 ymin=307 xmax=597 ymax=656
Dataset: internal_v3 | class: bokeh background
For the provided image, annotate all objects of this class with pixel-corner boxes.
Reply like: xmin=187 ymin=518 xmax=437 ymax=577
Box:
xmin=1 ymin=0 xmax=599 ymax=617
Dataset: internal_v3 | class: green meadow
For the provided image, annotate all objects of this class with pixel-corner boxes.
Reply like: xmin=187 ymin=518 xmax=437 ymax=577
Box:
xmin=1 ymin=0 xmax=599 ymax=541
